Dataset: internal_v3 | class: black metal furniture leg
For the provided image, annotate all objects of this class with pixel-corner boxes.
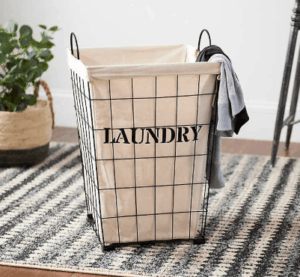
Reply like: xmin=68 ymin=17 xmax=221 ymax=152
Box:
xmin=271 ymin=0 xmax=300 ymax=167
xmin=285 ymin=47 xmax=300 ymax=156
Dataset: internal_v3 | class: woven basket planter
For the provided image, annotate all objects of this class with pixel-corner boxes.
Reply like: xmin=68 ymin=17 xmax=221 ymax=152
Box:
xmin=0 ymin=80 xmax=55 ymax=166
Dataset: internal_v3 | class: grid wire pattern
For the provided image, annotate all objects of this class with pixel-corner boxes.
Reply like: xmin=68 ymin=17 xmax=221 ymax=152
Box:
xmin=70 ymin=70 xmax=218 ymax=249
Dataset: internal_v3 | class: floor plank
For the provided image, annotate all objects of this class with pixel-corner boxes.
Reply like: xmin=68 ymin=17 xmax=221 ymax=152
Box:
xmin=0 ymin=266 xmax=73 ymax=277
xmin=51 ymin=127 xmax=79 ymax=144
xmin=0 ymin=266 xmax=108 ymax=277
xmin=0 ymin=267 xmax=9 ymax=276
xmin=222 ymin=137 xmax=300 ymax=158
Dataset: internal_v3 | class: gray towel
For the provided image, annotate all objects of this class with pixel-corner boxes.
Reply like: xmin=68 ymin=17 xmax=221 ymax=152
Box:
xmin=208 ymin=54 xmax=246 ymax=189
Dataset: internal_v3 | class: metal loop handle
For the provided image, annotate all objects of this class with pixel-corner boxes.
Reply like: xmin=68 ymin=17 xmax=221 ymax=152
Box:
xmin=197 ymin=29 xmax=211 ymax=51
xmin=70 ymin=32 xmax=80 ymax=60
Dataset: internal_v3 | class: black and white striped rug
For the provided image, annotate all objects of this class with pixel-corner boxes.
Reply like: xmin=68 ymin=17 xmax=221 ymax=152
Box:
xmin=1 ymin=141 xmax=300 ymax=277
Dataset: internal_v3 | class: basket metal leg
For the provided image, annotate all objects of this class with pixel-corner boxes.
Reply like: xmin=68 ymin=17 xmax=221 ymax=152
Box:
xmin=193 ymin=237 xmax=206 ymax=245
xmin=87 ymin=214 xmax=94 ymax=221
xmin=102 ymin=244 xmax=117 ymax=251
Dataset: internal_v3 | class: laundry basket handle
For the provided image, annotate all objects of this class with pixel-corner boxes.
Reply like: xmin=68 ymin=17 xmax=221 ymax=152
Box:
xmin=70 ymin=32 xmax=80 ymax=60
xmin=197 ymin=29 xmax=211 ymax=51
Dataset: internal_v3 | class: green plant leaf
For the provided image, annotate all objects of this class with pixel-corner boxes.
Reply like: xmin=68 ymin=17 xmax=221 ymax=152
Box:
xmin=49 ymin=26 xmax=59 ymax=32
xmin=30 ymin=38 xmax=40 ymax=48
xmin=41 ymin=32 xmax=49 ymax=42
xmin=19 ymin=25 xmax=33 ymax=48
xmin=18 ymin=59 xmax=24 ymax=69
xmin=9 ymin=64 xmax=18 ymax=73
xmin=28 ymin=67 xmax=43 ymax=80
xmin=4 ymin=100 xmax=16 ymax=112
xmin=27 ymin=50 xmax=36 ymax=59
xmin=11 ymin=39 xmax=19 ymax=48
xmin=13 ymin=93 xmax=22 ymax=104
xmin=29 ymin=57 xmax=39 ymax=67
xmin=19 ymin=34 xmax=32 ymax=47
xmin=13 ymin=23 xmax=18 ymax=33
xmin=23 ymin=59 xmax=30 ymax=68
xmin=12 ymin=80 xmax=26 ymax=92
xmin=1 ymin=42 xmax=14 ymax=55
xmin=38 ymin=25 xmax=47 ymax=30
xmin=39 ymin=40 xmax=54 ymax=49
xmin=39 ymin=62 xmax=49 ymax=72
xmin=42 ymin=54 xmax=53 ymax=62
xmin=0 ymin=53 xmax=6 ymax=65
xmin=23 ymin=94 xmax=37 ymax=105
xmin=6 ymin=60 xmax=18 ymax=70
xmin=39 ymin=49 xmax=51 ymax=58
xmin=39 ymin=49 xmax=53 ymax=62
xmin=27 ymin=71 xmax=35 ymax=82
xmin=0 ymin=32 xmax=9 ymax=43
xmin=19 ymin=25 xmax=33 ymax=37
xmin=35 ymin=67 xmax=43 ymax=77
xmin=16 ymin=99 xmax=28 ymax=112
xmin=32 ymin=38 xmax=54 ymax=49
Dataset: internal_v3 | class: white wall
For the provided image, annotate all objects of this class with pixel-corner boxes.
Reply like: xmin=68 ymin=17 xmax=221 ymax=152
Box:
xmin=1 ymin=0 xmax=298 ymax=141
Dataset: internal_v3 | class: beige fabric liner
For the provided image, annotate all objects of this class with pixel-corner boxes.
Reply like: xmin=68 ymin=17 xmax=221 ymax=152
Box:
xmin=66 ymin=45 xmax=220 ymax=80
xmin=67 ymin=44 xmax=220 ymax=244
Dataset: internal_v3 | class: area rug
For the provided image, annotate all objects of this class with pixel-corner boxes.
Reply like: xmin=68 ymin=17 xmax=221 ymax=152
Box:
xmin=1 ymin=141 xmax=300 ymax=277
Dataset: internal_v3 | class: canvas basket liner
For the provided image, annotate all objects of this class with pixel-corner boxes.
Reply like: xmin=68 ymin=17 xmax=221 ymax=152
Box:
xmin=67 ymin=44 xmax=220 ymax=245
xmin=0 ymin=99 xmax=52 ymax=150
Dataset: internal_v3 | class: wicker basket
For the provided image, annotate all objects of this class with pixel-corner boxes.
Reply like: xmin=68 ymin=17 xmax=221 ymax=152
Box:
xmin=0 ymin=80 xmax=55 ymax=166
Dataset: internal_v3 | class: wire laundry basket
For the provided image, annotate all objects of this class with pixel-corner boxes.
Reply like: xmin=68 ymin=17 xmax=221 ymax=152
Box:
xmin=66 ymin=31 xmax=220 ymax=251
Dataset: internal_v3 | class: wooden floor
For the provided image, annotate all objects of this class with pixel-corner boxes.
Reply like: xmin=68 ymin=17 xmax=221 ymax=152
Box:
xmin=1 ymin=127 xmax=300 ymax=277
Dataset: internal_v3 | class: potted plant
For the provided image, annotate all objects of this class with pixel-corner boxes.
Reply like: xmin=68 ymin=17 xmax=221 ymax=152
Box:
xmin=0 ymin=20 xmax=59 ymax=166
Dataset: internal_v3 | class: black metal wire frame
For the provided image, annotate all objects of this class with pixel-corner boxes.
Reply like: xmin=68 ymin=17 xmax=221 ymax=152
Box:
xmin=70 ymin=70 xmax=219 ymax=251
